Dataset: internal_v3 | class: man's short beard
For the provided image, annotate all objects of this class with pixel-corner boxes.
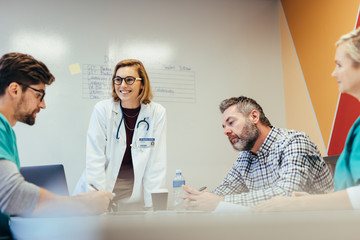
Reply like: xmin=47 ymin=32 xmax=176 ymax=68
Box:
xmin=232 ymin=118 xmax=260 ymax=151
xmin=14 ymin=96 xmax=36 ymax=126
xmin=18 ymin=114 xmax=36 ymax=126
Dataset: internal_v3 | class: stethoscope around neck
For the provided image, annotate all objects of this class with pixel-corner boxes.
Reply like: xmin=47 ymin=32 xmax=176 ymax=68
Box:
xmin=115 ymin=104 xmax=150 ymax=140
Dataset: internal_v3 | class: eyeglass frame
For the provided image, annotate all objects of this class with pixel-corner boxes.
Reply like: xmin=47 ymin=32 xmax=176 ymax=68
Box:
xmin=17 ymin=82 xmax=46 ymax=102
xmin=113 ymin=76 xmax=142 ymax=85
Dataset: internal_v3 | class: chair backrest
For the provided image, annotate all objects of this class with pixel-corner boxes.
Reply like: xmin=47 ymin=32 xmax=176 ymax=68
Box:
xmin=323 ymin=155 xmax=340 ymax=176
xmin=20 ymin=164 xmax=69 ymax=196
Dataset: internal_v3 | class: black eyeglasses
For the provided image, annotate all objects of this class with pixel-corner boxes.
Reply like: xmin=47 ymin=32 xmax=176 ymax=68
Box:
xmin=113 ymin=76 xmax=142 ymax=85
xmin=18 ymin=83 xmax=46 ymax=102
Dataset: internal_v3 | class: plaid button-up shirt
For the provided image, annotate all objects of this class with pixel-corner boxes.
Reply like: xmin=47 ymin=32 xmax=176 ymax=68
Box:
xmin=213 ymin=127 xmax=334 ymax=206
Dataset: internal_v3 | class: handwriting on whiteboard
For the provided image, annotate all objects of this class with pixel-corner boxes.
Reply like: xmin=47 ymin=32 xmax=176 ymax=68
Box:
xmin=82 ymin=64 xmax=196 ymax=103
xmin=82 ymin=64 xmax=112 ymax=99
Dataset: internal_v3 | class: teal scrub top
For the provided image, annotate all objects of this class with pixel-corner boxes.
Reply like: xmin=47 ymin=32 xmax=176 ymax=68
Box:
xmin=0 ymin=113 xmax=19 ymax=169
xmin=334 ymin=116 xmax=360 ymax=191
xmin=0 ymin=113 xmax=20 ymax=237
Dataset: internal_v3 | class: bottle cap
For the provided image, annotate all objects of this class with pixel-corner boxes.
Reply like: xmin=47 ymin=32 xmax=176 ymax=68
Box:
xmin=175 ymin=169 xmax=182 ymax=174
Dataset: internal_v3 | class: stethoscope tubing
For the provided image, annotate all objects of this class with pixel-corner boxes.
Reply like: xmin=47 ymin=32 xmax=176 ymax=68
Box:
xmin=116 ymin=105 xmax=149 ymax=140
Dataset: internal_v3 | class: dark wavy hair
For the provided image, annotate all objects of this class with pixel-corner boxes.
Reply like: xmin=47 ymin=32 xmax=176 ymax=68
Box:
xmin=0 ymin=52 xmax=55 ymax=96
xmin=219 ymin=96 xmax=272 ymax=127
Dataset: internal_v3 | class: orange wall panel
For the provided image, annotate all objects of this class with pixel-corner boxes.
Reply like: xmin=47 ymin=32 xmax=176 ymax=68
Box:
xmin=281 ymin=0 xmax=359 ymax=149
xmin=279 ymin=2 xmax=327 ymax=155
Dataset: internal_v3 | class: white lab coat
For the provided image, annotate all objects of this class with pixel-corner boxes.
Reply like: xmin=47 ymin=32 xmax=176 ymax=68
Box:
xmin=73 ymin=99 xmax=167 ymax=207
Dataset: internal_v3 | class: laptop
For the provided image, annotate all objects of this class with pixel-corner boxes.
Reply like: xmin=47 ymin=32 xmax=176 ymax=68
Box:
xmin=20 ymin=164 xmax=69 ymax=196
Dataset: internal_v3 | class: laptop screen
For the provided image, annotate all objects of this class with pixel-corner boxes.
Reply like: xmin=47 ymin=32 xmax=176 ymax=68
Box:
xmin=20 ymin=164 xmax=69 ymax=196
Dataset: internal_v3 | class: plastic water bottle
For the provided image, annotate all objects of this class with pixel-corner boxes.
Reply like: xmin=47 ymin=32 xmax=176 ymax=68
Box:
xmin=173 ymin=169 xmax=185 ymax=209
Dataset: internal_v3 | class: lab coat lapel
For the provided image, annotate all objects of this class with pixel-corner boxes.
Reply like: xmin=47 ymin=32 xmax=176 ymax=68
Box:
xmin=112 ymin=101 xmax=126 ymax=144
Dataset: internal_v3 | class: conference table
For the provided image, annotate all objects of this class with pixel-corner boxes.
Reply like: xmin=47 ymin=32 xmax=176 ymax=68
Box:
xmin=10 ymin=210 xmax=360 ymax=240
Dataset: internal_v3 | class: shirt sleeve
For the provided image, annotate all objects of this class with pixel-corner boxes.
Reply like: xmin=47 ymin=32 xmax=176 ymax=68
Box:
xmin=221 ymin=156 xmax=307 ymax=206
xmin=347 ymin=185 xmax=360 ymax=209
xmin=349 ymin=123 xmax=360 ymax=185
xmin=216 ymin=135 xmax=333 ymax=206
xmin=213 ymin=160 xmax=249 ymax=196
xmin=0 ymin=160 xmax=40 ymax=215
xmin=85 ymin=102 xmax=108 ymax=191
xmin=0 ymin=119 xmax=17 ymax=164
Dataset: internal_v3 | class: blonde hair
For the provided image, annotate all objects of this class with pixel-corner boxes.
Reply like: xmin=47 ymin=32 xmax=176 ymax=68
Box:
xmin=111 ymin=59 xmax=153 ymax=104
xmin=336 ymin=28 xmax=360 ymax=66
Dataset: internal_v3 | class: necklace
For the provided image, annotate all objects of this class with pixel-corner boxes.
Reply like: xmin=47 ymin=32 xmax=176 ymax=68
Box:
xmin=122 ymin=111 xmax=140 ymax=118
xmin=124 ymin=119 xmax=135 ymax=131
xmin=122 ymin=106 xmax=140 ymax=118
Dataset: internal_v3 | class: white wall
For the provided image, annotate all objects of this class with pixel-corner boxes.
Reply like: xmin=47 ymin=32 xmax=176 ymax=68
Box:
xmin=0 ymin=0 xmax=284 ymax=195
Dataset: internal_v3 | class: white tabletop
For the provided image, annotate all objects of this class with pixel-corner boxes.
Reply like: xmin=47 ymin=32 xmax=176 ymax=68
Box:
xmin=11 ymin=210 xmax=360 ymax=240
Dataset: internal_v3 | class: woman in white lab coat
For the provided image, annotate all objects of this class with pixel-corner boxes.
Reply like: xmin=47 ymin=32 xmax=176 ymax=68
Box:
xmin=75 ymin=59 xmax=167 ymax=209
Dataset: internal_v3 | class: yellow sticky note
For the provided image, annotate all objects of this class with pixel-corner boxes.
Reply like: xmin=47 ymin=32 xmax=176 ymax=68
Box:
xmin=69 ymin=63 xmax=82 ymax=75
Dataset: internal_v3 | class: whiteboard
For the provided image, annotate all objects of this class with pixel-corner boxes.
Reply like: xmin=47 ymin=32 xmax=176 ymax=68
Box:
xmin=0 ymin=0 xmax=284 ymax=195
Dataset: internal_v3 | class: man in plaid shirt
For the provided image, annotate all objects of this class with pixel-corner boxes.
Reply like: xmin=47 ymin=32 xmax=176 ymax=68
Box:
xmin=182 ymin=96 xmax=333 ymax=211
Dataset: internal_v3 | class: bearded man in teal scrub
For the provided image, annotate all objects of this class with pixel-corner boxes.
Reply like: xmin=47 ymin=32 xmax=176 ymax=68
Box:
xmin=0 ymin=52 xmax=113 ymax=239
